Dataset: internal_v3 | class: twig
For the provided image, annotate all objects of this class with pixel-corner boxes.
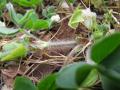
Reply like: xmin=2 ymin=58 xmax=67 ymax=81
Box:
xmin=63 ymin=45 xmax=82 ymax=66
xmin=113 ymin=11 xmax=120 ymax=16
xmin=75 ymin=41 xmax=92 ymax=57
xmin=58 ymin=14 xmax=71 ymax=23
xmin=23 ymin=64 xmax=34 ymax=75
xmin=27 ymin=64 xmax=40 ymax=76
xmin=112 ymin=14 xmax=120 ymax=24
xmin=80 ymin=0 xmax=87 ymax=9
xmin=49 ymin=23 xmax=62 ymax=40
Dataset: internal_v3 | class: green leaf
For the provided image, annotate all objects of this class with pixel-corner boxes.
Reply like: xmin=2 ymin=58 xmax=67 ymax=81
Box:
xmin=22 ymin=13 xmax=50 ymax=30
xmin=0 ymin=0 xmax=6 ymax=10
xmin=42 ymin=6 xmax=56 ymax=18
xmin=31 ymin=19 xmax=50 ymax=31
xmin=6 ymin=3 xmax=50 ymax=31
xmin=13 ymin=0 xmax=43 ymax=7
xmin=0 ymin=27 xmax=19 ymax=35
xmin=6 ymin=3 xmax=38 ymax=28
xmin=6 ymin=3 xmax=20 ymax=25
xmin=2 ymin=42 xmax=19 ymax=51
xmin=97 ymin=66 xmax=120 ymax=90
xmin=37 ymin=74 xmax=57 ymax=90
xmin=76 ymin=64 xmax=97 ymax=87
xmin=90 ymin=32 xmax=120 ymax=64
xmin=56 ymin=62 xmax=95 ymax=89
xmin=80 ymin=69 xmax=98 ymax=87
xmin=0 ymin=42 xmax=27 ymax=62
xmin=13 ymin=76 xmax=36 ymax=90
xmin=56 ymin=63 xmax=81 ymax=89
xmin=100 ymin=45 xmax=120 ymax=69
xmin=101 ymin=75 xmax=120 ymax=90
xmin=92 ymin=23 xmax=109 ymax=40
xmin=18 ymin=10 xmax=38 ymax=27
xmin=103 ymin=10 xmax=113 ymax=24
xmin=23 ymin=20 xmax=34 ymax=29
xmin=67 ymin=0 xmax=76 ymax=4
xmin=90 ymin=32 xmax=120 ymax=90
xmin=68 ymin=6 xmax=83 ymax=29
xmin=93 ymin=30 xmax=104 ymax=40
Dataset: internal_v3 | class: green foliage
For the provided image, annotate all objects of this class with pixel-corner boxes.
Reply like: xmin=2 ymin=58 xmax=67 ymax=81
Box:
xmin=6 ymin=3 xmax=52 ymax=31
xmin=67 ymin=0 xmax=76 ymax=4
xmin=0 ymin=0 xmax=6 ymax=9
xmin=68 ymin=6 xmax=83 ymax=29
xmin=90 ymin=32 xmax=120 ymax=90
xmin=0 ymin=42 xmax=27 ymax=62
xmin=13 ymin=76 xmax=37 ymax=90
xmin=42 ymin=6 xmax=56 ymax=18
xmin=37 ymin=74 xmax=57 ymax=90
xmin=92 ymin=23 xmax=109 ymax=40
xmin=68 ymin=7 xmax=96 ymax=30
xmin=56 ymin=62 xmax=97 ymax=89
xmin=6 ymin=3 xmax=20 ymax=25
xmin=30 ymin=19 xmax=51 ymax=31
xmin=12 ymin=0 xmax=43 ymax=7
xmin=0 ymin=0 xmax=7 ymax=16
xmin=0 ymin=27 xmax=19 ymax=35
xmin=0 ymin=0 xmax=6 ymax=16
xmin=56 ymin=62 xmax=83 ymax=89
xmin=90 ymin=32 xmax=120 ymax=64
xmin=101 ymin=75 xmax=120 ymax=90
xmin=79 ymin=69 xmax=98 ymax=87
xmin=13 ymin=62 xmax=98 ymax=90
xmin=18 ymin=10 xmax=39 ymax=27
xmin=103 ymin=10 xmax=113 ymax=24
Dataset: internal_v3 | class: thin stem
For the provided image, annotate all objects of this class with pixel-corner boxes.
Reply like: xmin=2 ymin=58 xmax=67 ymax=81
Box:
xmin=112 ymin=11 xmax=120 ymax=16
xmin=112 ymin=14 xmax=120 ymax=24
xmin=80 ymin=0 xmax=87 ymax=9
